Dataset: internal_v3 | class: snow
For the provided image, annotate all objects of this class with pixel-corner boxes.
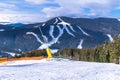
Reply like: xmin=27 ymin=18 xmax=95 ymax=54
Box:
xmin=42 ymin=23 xmax=46 ymax=26
xmin=106 ymin=34 xmax=113 ymax=42
xmin=26 ymin=32 xmax=43 ymax=44
xmin=58 ymin=20 xmax=71 ymax=26
xmin=56 ymin=25 xmax=64 ymax=39
xmin=42 ymin=34 xmax=48 ymax=43
xmin=0 ymin=58 xmax=120 ymax=80
xmin=77 ymin=26 xmax=89 ymax=36
xmin=57 ymin=17 xmax=71 ymax=26
xmin=53 ymin=18 xmax=58 ymax=24
xmin=0 ymin=29 xmax=5 ymax=31
xmin=26 ymin=32 xmax=48 ymax=49
xmin=64 ymin=26 xmax=75 ymax=37
xmin=26 ymin=25 xmax=64 ymax=49
xmin=118 ymin=19 xmax=120 ymax=21
xmin=38 ymin=43 xmax=48 ymax=49
xmin=49 ymin=25 xmax=55 ymax=39
xmin=26 ymin=19 xmax=88 ymax=50
xmin=68 ymin=25 xmax=76 ymax=32
xmin=57 ymin=17 xmax=75 ymax=37
xmin=34 ymin=25 xmax=39 ymax=28
xmin=77 ymin=39 xmax=83 ymax=49
xmin=51 ymin=49 xmax=59 ymax=54
xmin=38 ymin=25 xmax=64 ymax=49
xmin=2 ymin=52 xmax=16 ymax=57
xmin=18 ymin=49 xmax=22 ymax=52
xmin=38 ymin=27 xmax=48 ymax=43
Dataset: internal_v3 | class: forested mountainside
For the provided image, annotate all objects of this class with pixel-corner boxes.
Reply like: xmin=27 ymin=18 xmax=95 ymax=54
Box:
xmin=0 ymin=17 xmax=120 ymax=57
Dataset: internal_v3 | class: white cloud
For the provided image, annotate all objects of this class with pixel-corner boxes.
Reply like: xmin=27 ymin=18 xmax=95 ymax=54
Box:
xmin=0 ymin=2 xmax=16 ymax=8
xmin=42 ymin=7 xmax=83 ymax=18
xmin=0 ymin=3 xmax=15 ymax=8
xmin=0 ymin=9 xmax=18 ymax=14
xmin=0 ymin=0 xmax=120 ymax=23
xmin=41 ymin=0 xmax=120 ymax=18
xmin=0 ymin=2 xmax=19 ymax=14
xmin=0 ymin=14 xmax=47 ymax=23
xmin=25 ymin=0 xmax=50 ymax=4
xmin=0 ymin=2 xmax=47 ymax=23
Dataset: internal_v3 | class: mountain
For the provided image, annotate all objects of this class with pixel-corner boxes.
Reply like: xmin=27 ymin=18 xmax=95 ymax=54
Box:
xmin=0 ymin=17 xmax=120 ymax=57
xmin=0 ymin=22 xmax=26 ymax=27
xmin=7 ymin=23 xmax=26 ymax=27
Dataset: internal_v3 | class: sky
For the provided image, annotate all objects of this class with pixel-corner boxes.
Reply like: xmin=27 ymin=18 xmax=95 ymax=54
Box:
xmin=0 ymin=0 xmax=120 ymax=23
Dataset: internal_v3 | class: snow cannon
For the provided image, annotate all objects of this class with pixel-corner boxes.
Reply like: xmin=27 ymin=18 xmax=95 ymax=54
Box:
xmin=46 ymin=48 xmax=53 ymax=58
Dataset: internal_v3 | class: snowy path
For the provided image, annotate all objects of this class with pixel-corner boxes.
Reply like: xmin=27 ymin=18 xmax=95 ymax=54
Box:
xmin=0 ymin=58 xmax=120 ymax=80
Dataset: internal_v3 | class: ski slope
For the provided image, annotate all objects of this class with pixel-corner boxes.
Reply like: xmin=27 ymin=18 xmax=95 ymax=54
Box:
xmin=106 ymin=34 xmax=113 ymax=42
xmin=0 ymin=58 xmax=120 ymax=80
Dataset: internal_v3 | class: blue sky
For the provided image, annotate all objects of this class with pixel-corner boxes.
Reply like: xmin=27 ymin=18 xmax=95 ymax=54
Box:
xmin=0 ymin=0 xmax=120 ymax=23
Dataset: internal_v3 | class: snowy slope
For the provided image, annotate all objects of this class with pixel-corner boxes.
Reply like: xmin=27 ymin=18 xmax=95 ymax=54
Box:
xmin=26 ymin=17 xmax=89 ymax=50
xmin=0 ymin=58 xmax=120 ymax=80
xmin=77 ymin=39 xmax=83 ymax=49
xmin=0 ymin=17 xmax=119 ymax=56
xmin=106 ymin=34 xmax=113 ymax=42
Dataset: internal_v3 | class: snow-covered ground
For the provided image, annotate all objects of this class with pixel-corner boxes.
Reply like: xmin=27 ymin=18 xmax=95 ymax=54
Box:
xmin=0 ymin=58 xmax=120 ymax=80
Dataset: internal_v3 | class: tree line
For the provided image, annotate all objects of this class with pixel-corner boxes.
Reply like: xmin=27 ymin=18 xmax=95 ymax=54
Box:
xmin=56 ymin=35 xmax=120 ymax=64
xmin=14 ymin=35 xmax=120 ymax=64
xmin=13 ymin=49 xmax=47 ymax=58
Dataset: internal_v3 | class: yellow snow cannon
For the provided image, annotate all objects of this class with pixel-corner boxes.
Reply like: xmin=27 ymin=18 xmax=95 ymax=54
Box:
xmin=46 ymin=48 xmax=53 ymax=58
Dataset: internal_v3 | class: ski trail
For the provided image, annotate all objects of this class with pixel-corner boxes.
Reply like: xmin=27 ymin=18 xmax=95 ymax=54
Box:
xmin=77 ymin=39 xmax=83 ymax=49
xmin=27 ymin=25 xmax=65 ymax=49
xmin=49 ymin=25 xmax=55 ymax=39
xmin=42 ymin=35 xmax=48 ymax=43
xmin=34 ymin=25 xmax=40 ymax=28
xmin=38 ymin=27 xmax=48 ymax=43
xmin=56 ymin=25 xmax=64 ymax=39
xmin=18 ymin=49 xmax=22 ymax=52
xmin=106 ymin=34 xmax=113 ymax=42
xmin=58 ymin=17 xmax=71 ymax=26
xmin=38 ymin=26 xmax=64 ymax=49
xmin=54 ymin=18 xmax=58 ymax=24
xmin=2 ymin=51 xmax=16 ymax=57
xmin=57 ymin=17 xmax=63 ymax=22
xmin=42 ymin=23 xmax=46 ymax=26
xmin=68 ymin=25 xmax=76 ymax=32
xmin=77 ymin=26 xmax=89 ymax=36
xmin=57 ymin=17 xmax=75 ymax=37
xmin=64 ymin=26 xmax=75 ymax=37
xmin=26 ymin=32 xmax=43 ymax=44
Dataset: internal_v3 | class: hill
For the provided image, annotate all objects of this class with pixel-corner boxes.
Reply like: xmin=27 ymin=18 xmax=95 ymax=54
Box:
xmin=0 ymin=17 xmax=120 ymax=57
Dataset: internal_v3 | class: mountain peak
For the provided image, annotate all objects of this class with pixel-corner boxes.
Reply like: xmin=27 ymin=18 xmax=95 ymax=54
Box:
xmin=0 ymin=17 xmax=120 ymax=57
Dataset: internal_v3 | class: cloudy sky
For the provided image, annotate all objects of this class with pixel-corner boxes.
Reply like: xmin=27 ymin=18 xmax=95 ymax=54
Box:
xmin=0 ymin=0 xmax=120 ymax=23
